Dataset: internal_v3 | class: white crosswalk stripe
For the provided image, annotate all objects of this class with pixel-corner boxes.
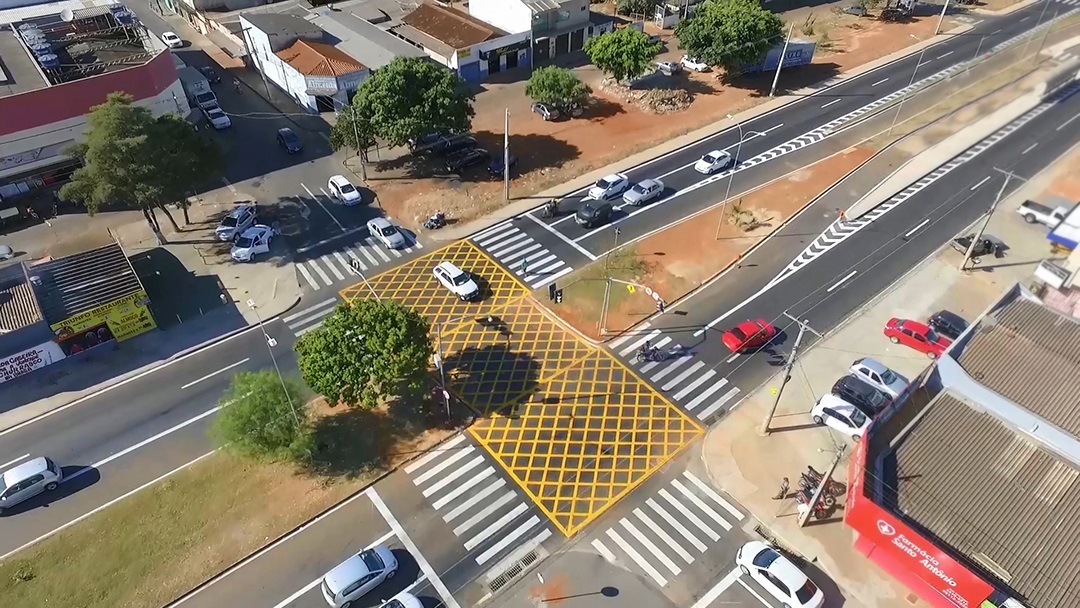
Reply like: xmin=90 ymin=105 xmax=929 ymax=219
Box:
xmin=471 ymin=222 xmax=575 ymax=289
xmin=283 ymin=297 xmax=339 ymax=337
xmin=590 ymin=472 xmax=744 ymax=588
xmin=405 ymin=434 xmax=553 ymax=566
xmin=612 ymin=331 xmax=742 ymax=421
xmin=296 ymin=233 xmax=424 ymax=291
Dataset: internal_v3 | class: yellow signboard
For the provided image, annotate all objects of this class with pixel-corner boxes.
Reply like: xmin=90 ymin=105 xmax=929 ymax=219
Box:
xmin=50 ymin=290 xmax=157 ymax=349
xmin=626 ymin=284 xmax=636 ymax=293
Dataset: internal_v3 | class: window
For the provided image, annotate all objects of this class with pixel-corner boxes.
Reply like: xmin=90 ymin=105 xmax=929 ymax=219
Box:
xmin=762 ymin=572 xmax=790 ymax=596
xmin=795 ymin=578 xmax=819 ymax=603
xmin=580 ymin=3 xmax=586 ymax=9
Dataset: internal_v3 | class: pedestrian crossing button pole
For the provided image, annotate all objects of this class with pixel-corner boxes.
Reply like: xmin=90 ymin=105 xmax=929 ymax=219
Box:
xmin=761 ymin=313 xmax=821 ymax=435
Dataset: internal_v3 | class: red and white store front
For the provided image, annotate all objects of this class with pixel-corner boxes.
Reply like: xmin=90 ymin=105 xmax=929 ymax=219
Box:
xmin=845 ymin=440 xmax=998 ymax=608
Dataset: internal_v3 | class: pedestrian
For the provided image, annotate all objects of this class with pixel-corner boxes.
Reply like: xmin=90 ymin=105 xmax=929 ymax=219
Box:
xmin=233 ymin=79 xmax=241 ymax=93
xmin=773 ymin=477 xmax=790 ymax=500
xmin=521 ymin=256 xmax=529 ymax=275
xmin=837 ymin=208 xmax=847 ymax=222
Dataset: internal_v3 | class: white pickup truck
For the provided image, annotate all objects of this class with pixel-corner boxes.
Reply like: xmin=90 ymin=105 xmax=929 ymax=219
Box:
xmin=1016 ymin=200 xmax=1067 ymax=227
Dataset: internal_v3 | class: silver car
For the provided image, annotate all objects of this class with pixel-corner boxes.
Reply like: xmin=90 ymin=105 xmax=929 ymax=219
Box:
xmin=367 ymin=218 xmax=406 ymax=249
xmin=321 ymin=545 xmax=398 ymax=607
xmin=215 ymin=203 xmax=257 ymax=241
xmin=0 ymin=457 xmax=62 ymax=512
xmin=622 ymin=178 xmax=665 ymax=206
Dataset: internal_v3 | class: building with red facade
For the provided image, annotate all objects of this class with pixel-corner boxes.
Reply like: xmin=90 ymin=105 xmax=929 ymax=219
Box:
xmin=847 ymin=283 xmax=1080 ymax=608
xmin=0 ymin=1 xmax=187 ymax=223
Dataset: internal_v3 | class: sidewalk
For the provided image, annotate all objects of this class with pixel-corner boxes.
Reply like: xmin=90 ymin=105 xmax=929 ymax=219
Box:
xmin=695 ymin=143 xmax=1075 ymax=607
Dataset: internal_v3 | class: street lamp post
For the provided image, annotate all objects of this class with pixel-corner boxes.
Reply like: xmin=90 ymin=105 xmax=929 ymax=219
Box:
xmin=716 ymin=118 xmax=764 ymax=239
xmin=889 ymin=35 xmax=926 ymax=137
xmin=248 ymin=300 xmax=301 ymax=427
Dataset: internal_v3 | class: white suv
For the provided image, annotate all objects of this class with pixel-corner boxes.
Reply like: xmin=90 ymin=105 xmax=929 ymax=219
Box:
xmin=434 ymin=261 xmax=479 ymax=301
xmin=811 ymin=395 xmax=871 ymax=440
xmin=328 ymin=175 xmax=362 ymax=205
xmin=587 ymin=173 xmax=630 ymax=200
xmin=0 ymin=456 xmax=62 ymax=512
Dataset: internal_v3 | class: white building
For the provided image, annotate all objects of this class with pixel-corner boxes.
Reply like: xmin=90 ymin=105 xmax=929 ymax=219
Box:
xmin=467 ymin=0 xmax=614 ymax=63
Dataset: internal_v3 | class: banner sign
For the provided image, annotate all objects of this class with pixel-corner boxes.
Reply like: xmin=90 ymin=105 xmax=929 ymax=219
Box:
xmin=0 ymin=342 xmax=66 ymax=383
xmin=50 ymin=290 xmax=157 ymax=353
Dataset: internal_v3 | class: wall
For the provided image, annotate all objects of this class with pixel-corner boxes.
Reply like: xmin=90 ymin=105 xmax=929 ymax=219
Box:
xmin=468 ymin=0 xmax=533 ymax=34
xmin=240 ymin=22 xmax=317 ymax=113
xmin=532 ymin=0 xmax=589 ymax=34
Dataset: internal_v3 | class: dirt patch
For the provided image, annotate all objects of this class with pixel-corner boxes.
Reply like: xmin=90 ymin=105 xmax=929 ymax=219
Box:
xmin=1048 ymin=145 xmax=1080 ymax=202
xmin=552 ymin=146 xmax=877 ymax=341
xmin=369 ymin=14 xmax=948 ymax=229
xmin=969 ymin=0 xmax=1026 ymax=13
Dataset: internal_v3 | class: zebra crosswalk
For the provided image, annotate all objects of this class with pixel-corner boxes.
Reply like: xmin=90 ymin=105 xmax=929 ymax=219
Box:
xmin=590 ymin=471 xmax=744 ymax=588
xmin=404 ymin=434 xmax=554 ymax=567
xmin=471 ymin=221 xmax=574 ymax=289
xmin=283 ymin=297 xmax=339 ymax=337
xmin=610 ymin=324 xmax=742 ymax=423
xmin=296 ymin=233 xmax=423 ymax=291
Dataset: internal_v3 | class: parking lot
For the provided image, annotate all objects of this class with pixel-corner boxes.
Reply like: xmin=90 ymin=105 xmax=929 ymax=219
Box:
xmin=340 ymin=241 xmax=702 ymax=536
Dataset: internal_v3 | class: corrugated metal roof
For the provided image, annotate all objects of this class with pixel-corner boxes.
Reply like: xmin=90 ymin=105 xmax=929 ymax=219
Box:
xmin=523 ymin=0 xmax=562 ymax=12
xmin=401 ymin=3 xmax=505 ymax=50
xmin=0 ymin=264 xmax=43 ymax=332
xmin=893 ymin=391 xmax=1080 ymax=608
xmin=28 ymin=242 xmax=143 ymax=323
xmin=957 ymin=297 xmax=1080 ymax=437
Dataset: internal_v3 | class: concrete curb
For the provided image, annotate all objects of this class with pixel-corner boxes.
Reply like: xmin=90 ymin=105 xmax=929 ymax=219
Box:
xmin=971 ymin=0 xmax=1042 ymax=17
xmin=430 ymin=25 xmax=973 ymax=244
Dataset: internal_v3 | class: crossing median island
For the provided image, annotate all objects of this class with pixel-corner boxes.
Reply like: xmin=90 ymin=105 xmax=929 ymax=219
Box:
xmin=544 ymin=146 xmax=877 ymax=342
xmin=0 ymin=397 xmax=456 ymax=608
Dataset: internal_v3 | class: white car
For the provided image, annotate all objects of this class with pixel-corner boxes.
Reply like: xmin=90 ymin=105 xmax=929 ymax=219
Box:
xmin=680 ymin=55 xmax=710 ymax=72
xmin=694 ymin=150 xmax=734 ymax=174
xmin=321 ymin=545 xmax=398 ymax=608
xmin=0 ymin=244 xmax=14 ymax=260
xmin=379 ymin=591 xmax=423 ymax=608
xmin=367 ymin=217 xmax=406 ymax=249
xmin=328 ymin=175 xmax=362 ymax=205
xmin=849 ymin=357 xmax=909 ymax=399
xmin=202 ymin=104 xmax=231 ymax=130
xmin=736 ymin=541 xmax=825 ymax=608
xmin=587 ymin=173 xmax=630 ymax=200
xmin=811 ymin=394 xmax=871 ymax=440
xmin=161 ymin=31 xmax=183 ymax=48
xmin=434 ymin=261 xmax=479 ymax=301
xmin=230 ymin=225 xmax=274 ymax=262
xmin=0 ymin=456 xmax=63 ymax=512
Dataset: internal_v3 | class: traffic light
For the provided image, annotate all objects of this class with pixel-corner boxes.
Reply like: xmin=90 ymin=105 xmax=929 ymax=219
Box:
xmin=555 ymin=289 xmax=563 ymax=304
xmin=548 ymin=283 xmax=557 ymax=301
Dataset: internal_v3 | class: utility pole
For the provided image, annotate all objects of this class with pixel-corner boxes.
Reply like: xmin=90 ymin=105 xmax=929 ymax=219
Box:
xmin=768 ymin=23 xmax=794 ymax=98
xmin=433 ymin=326 xmax=451 ymax=420
xmin=888 ymin=36 xmax=925 ymax=137
xmin=1022 ymin=0 xmax=1051 ymax=59
xmin=248 ymin=300 xmax=300 ymax=428
xmin=241 ymin=28 xmax=273 ymax=102
xmin=960 ymin=168 xmax=1015 ymax=271
xmin=504 ymin=108 xmax=511 ymax=202
xmin=350 ymin=260 xmax=381 ymax=299
xmin=1033 ymin=9 xmax=1058 ymax=64
xmin=349 ymin=106 xmax=367 ymax=182
xmin=599 ymin=227 xmax=621 ymax=337
xmin=798 ymin=446 xmax=846 ymax=527
xmin=761 ymin=313 xmax=820 ymax=435
xmin=933 ymin=0 xmax=950 ymax=36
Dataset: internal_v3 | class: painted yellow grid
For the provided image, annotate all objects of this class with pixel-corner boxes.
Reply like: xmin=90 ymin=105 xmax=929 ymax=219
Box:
xmin=339 ymin=240 xmax=701 ymax=537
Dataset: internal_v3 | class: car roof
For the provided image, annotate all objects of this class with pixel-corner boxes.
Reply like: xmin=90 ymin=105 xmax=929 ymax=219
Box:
xmin=765 ymin=553 xmax=810 ymax=589
xmin=899 ymin=319 xmax=930 ymax=332
xmin=736 ymin=319 xmax=764 ymax=331
xmin=278 ymin=127 xmax=294 ymax=135
xmin=817 ymin=393 xmax=857 ymax=412
xmin=3 ymin=457 xmax=49 ymax=485
xmin=329 ymin=175 xmax=351 ymax=186
xmin=600 ymin=173 xmax=624 ymax=182
xmin=324 ymin=553 xmax=371 ymax=594
xmin=368 ymin=217 xmax=392 ymax=228
xmin=705 ymin=149 xmax=727 ymax=156
xmin=637 ymin=179 xmax=659 ymax=187
xmin=852 ymin=357 xmax=889 ymax=375
xmin=227 ymin=204 xmax=254 ymax=217
xmin=238 ymin=225 xmax=269 ymax=238
xmin=436 ymin=261 xmax=464 ymax=275
xmin=932 ymin=310 xmax=964 ymax=324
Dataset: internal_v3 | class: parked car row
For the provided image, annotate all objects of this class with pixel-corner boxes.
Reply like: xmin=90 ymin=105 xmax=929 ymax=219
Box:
xmin=408 ymin=131 xmax=518 ymax=178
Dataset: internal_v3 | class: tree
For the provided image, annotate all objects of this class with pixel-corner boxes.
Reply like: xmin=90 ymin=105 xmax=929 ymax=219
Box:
xmin=675 ymin=0 xmax=784 ymax=76
xmin=295 ymin=299 xmax=433 ymax=409
xmin=616 ymin=0 xmax=659 ymax=16
xmin=60 ymin=93 xmax=222 ymax=233
xmin=210 ymin=370 xmax=311 ymax=461
xmin=331 ymin=57 xmax=475 ymax=151
xmin=524 ymin=66 xmax=592 ymax=107
xmin=584 ymin=27 xmax=662 ymax=83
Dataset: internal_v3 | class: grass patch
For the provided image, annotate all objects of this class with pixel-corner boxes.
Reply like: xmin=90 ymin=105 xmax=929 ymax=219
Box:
xmin=546 ymin=247 xmax=651 ymax=336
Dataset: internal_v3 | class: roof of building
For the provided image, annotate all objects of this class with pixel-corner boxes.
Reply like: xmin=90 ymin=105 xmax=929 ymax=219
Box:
xmin=400 ymin=3 xmax=506 ymax=51
xmin=307 ymin=8 xmax=427 ymax=70
xmin=891 ymin=390 xmax=1080 ymax=608
xmin=955 ymin=295 xmax=1080 ymax=437
xmin=522 ymin=0 xmax=563 ymax=12
xmin=276 ymin=39 xmax=364 ymax=76
xmin=239 ymin=12 xmax=317 ymax=38
xmin=0 ymin=28 xmax=48 ymax=98
xmin=28 ymin=242 xmax=143 ymax=323
xmin=0 ymin=264 xmax=43 ymax=332
xmin=0 ymin=0 xmax=120 ymax=26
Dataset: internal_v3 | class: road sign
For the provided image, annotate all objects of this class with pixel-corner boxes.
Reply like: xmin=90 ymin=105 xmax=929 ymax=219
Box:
xmin=626 ymin=284 xmax=636 ymax=294
xmin=645 ymin=287 xmax=653 ymax=297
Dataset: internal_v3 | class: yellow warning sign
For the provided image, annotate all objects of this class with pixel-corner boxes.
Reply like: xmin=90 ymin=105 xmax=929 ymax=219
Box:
xmin=626 ymin=284 xmax=636 ymax=294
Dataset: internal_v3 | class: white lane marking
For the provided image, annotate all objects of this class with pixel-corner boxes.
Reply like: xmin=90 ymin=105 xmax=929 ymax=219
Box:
xmin=366 ymin=487 xmax=462 ymax=608
xmin=619 ymin=329 xmax=662 ymax=356
xmin=592 ymin=538 xmax=618 ymax=563
xmin=621 ymin=519 xmax=681 ymax=576
xmin=1019 ymin=15 xmax=1029 ymax=22
xmin=760 ymin=123 xmax=784 ymax=135
xmin=422 ymin=455 xmax=483 ymax=497
xmin=297 ymin=264 xmax=320 ymax=290
xmin=1022 ymin=143 xmax=1038 ymax=155
xmin=471 ymin=220 xmax=513 ymax=241
xmin=433 ymin=467 xmax=495 ymax=510
xmin=990 ymin=28 xmax=1002 ymax=35
xmin=683 ymin=471 xmax=744 ymax=521
xmin=282 ymin=298 xmax=337 ymax=323
xmin=0 ymin=454 xmax=30 ymax=470
xmin=331 ymin=252 xmax=352 ymax=278
xmin=1057 ymin=113 xmax=1080 ymax=131
xmin=371 ymin=243 xmax=392 ymax=263
xmin=826 ymin=270 xmax=858 ymax=293
xmin=443 ymin=479 xmax=507 ymax=523
xmin=180 ymin=358 xmax=250 ymax=390
xmin=820 ymin=99 xmax=841 ymax=108
xmin=609 ymin=322 xmax=651 ymax=349
xmin=970 ymin=176 xmax=991 ymax=190
xmin=409 ymin=438 xmax=469 ymax=479
xmin=503 ymin=242 xmax=542 ymax=264
xmin=660 ymin=488 xmax=720 ymax=541
xmin=684 ymin=379 xmax=729 ymax=411
xmin=5 ymin=451 xmax=216 ymax=563
xmin=301 ymin=183 xmax=346 ymax=233
xmin=524 ymin=259 xmax=566 ymax=281
xmin=267 ymin=530 xmax=398 ymax=608
xmin=649 ymin=354 xmax=693 ymax=382
xmin=294 ymin=322 xmax=323 ymax=337
xmin=309 ymin=260 xmax=334 ymax=286
xmin=295 ymin=226 xmax=367 ymax=254
xmin=662 ymin=361 xmax=705 ymax=391
xmin=696 ymin=386 xmax=741 ymax=420
xmin=917 ymin=59 xmax=932 ymax=68
xmin=607 ymin=528 xmax=668 ymax=587
xmin=515 ymin=252 xmax=554 ymax=272
xmin=476 ymin=226 xmax=521 ymax=248
xmin=533 ymin=266 xmax=573 ymax=289
xmin=462 ymin=498 xmax=524 ymax=545
xmin=672 ymin=370 xmax=717 ymax=401
xmin=221 ymin=177 xmax=237 ymax=193
xmin=739 ymin=576 xmax=777 ymax=607
xmin=725 ymin=352 xmax=740 ymax=364
xmin=487 ymin=232 xmax=530 ymax=256
xmin=688 ymin=568 xmax=743 ymax=608
xmin=475 ymin=516 xmax=543 ymax=565
xmin=412 ymin=445 xmax=475 ymax=485
xmin=65 ymin=406 xmax=222 ymax=484
xmin=648 ymin=498 xmax=707 ymax=553
xmin=671 ymin=478 xmax=732 ymax=531
xmin=871 ymin=77 xmax=889 ymax=86
xmin=524 ymin=213 xmax=598 ymax=261
xmin=286 ymin=304 xmax=336 ymax=330
xmin=904 ymin=218 xmax=931 ymax=238
xmin=937 ymin=50 xmax=954 ymax=59
xmin=634 ymin=508 xmax=694 ymax=564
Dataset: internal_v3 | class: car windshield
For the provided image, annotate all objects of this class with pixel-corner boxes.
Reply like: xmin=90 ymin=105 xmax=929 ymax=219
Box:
xmin=221 ymin=216 xmax=238 ymax=227
xmin=596 ymin=178 xmax=614 ymax=189
xmin=926 ymin=328 xmax=939 ymax=342
xmin=631 ymin=184 xmax=648 ymax=194
xmin=795 ymin=579 xmax=819 ymax=603
xmin=451 ymin=272 xmax=471 ymax=286
xmin=581 ymin=203 xmax=596 ymax=215
xmin=339 ymin=183 xmax=356 ymax=194
xmin=752 ymin=548 xmax=781 ymax=568
xmin=359 ymin=549 xmax=384 ymax=572
xmin=282 ymin=131 xmax=297 ymax=142
xmin=850 ymin=408 xmax=868 ymax=426
xmin=379 ymin=226 xmax=397 ymax=237
xmin=234 ymin=236 xmax=254 ymax=248
xmin=879 ymin=369 xmax=898 ymax=385
xmin=729 ymin=327 xmax=747 ymax=341
xmin=703 ymin=154 xmax=719 ymax=163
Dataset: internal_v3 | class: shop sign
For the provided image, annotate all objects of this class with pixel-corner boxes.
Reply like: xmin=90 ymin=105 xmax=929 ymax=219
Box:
xmin=456 ymin=47 xmax=472 ymax=60
xmin=50 ymin=290 xmax=157 ymax=355
xmin=0 ymin=342 xmax=66 ymax=384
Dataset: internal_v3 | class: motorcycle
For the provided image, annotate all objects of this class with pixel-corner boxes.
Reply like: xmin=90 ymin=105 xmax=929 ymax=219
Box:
xmin=635 ymin=346 xmax=667 ymax=364
xmin=540 ymin=199 xmax=558 ymax=219
xmin=795 ymin=488 xmax=831 ymax=520
xmin=796 ymin=478 xmax=839 ymax=507
xmin=423 ymin=211 xmax=447 ymax=230
xmin=799 ymin=471 xmax=846 ymax=499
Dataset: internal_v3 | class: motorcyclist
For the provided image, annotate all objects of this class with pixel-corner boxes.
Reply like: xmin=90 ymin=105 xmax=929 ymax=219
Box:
xmin=543 ymin=199 xmax=558 ymax=217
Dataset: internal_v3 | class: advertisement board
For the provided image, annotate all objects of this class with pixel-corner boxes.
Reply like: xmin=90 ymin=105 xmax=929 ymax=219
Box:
xmin=847 ymin=450 xmax=994 ymax=608
xmin=50 ymin=290 xmax=156 ymax=354
xmin=0 ymin=342 xmax=66 ymax=383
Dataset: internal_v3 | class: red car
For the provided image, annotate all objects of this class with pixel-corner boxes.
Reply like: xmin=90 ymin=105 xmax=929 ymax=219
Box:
xmin=722 ymin=319 xmax=777 ymax=352
xmin=884 ymin=318 xmax=952 ymax=358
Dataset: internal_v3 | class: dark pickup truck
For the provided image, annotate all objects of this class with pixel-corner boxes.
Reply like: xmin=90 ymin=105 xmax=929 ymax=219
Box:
xmin=951 ymin=234 xmax=1005 ymax=260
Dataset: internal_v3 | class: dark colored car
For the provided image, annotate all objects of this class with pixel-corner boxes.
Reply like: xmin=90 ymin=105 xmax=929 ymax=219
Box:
xmin=488 ymin=151 xmax=519 ymax=178
xmin=928 ymin=310 xmax=968 ymax=340
xmin=277 ymin=127 xmax=303 ymax=153
xmin=951 ymin=234 xmax=1004 ymax=259
xmin=575 ymin=201 xmax=613 ymax=228
xmin=408 ymin=132 xmax=446 ymax=155
xmin=446 ymin=148 xmax=491 ymax=173
xmin=428 ymin=135 xmax=477 ymax=157
xmin=831 ymin=375 xmax=891 ymax=417
xmin=197 ymin=66 xmax=221 ymax=83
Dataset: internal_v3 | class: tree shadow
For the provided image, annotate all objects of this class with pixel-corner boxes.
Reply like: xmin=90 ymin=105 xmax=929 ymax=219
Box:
xmin=725 ymin=62 xmax=844 ymax=97
xmin=473 ymin=131 xmax=581 ymax=182
xmin=438 ymin=341 xmax=543 ymax=418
